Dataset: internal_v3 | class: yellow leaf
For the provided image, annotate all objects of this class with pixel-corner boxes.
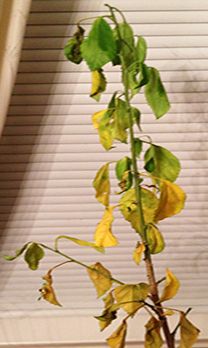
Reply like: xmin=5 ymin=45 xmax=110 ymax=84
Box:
xmin=93 ymin=163 xmax=110 ymax=206
xmin=94 ymin=207 xmax=118 ymax=247
xmin=96 ymin=293 xmax=117 ymax=331
xmin=39 ymin=271 xmax=61 ymax=306
xmin=114 ymin=283 xmax=149 ymax=315
xmin=160 ymin=269 xmax=180 ymax=302
xmin=146 ymin=224 xmax=165 ymax=254
xmin=87 ymin=262 xmax=112 ymax=297
xmin=179 ymin=313 xmax=200 ymax=348
xmin=90 ymin=70 xmax=106 ymax=101
xmin=119 ymin=188 xmax=158 ymax=236
xmin=155 ymin=180 xmax=186 ymax=222
xmin=145 ymin=317 xmax=163 ymax=348
xmin=107 ymin=321 xmax=127 ymax=348
xmin=132 ymin=243 xmax=145 ymax=265
xmin=92 ymin=109 xmax=107 ymax=129
xmin=55 ymin=235 xmax=104 ymax=253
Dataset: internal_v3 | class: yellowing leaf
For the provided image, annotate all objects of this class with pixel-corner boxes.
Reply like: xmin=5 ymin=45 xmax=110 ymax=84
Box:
xmin=145 ymin=317 xmax=163 ymax=348
xmin=114 ymin=283 xmax=149 ymax=315
xmin=95 ymin=293 xmax=117 ymax=331
xmin=132 ymin=243 xmax=145 ymax=265
xmin=107 ymin=321 xmax=127 ymax=348
xmin=93 ymin=163 xmax=110 ymax=206
xmin=92 ymin=109 xmax=107 ymax=129
xmin=119 ymin=188 xmax=158 ymax=236
xmin=87 ymin=262 xmax=112 ymax=297
xmin=179 ymin=313 xmax=200 ymax=348
xmin=160 ymin=269 xmax=180 ymax=302
xmin=155 ymin=180 xmax=186 ymax=222
xmin=39 ymin=271 xmax=61 ymax=306
xmin=90 ymin=70 xmax=106 ymax=101
xmin=146 ymin=224 xmax=165 ymax=254
xmin=94 ymin=207 xmax=118 ymax=247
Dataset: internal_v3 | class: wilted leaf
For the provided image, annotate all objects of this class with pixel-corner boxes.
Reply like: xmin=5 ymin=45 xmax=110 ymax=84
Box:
xmin=81 ymin=17 xmax=116 ymax=70
xmin=119 ymin=188 xmax=158 ymax=236
xmin=114 ymin=98 xmax=130 ymax=143
xmin=94 ymin=207 xmax=118 ymax=247
xmin=136 ymin=36 xmax=147 ymax=63
xmin=134 ymin=138 xmax=143 ymax=158
xmin=87 ymin=262 xmax=112 ymax=297
xmin=107 ymin=321 xmax=127 ymax=348
xmin=93 ymin=163 xmax=110 ymax=206
xmin=114 ymin=22 xmax=135 ymax=68
xmin=92 ymin=109 xmax=107 ymax=129
xmin=160 ymin=268 xmax=180 ymax=302
xmin=24 ymin=243 xmax=45 ymax=270
xmin=132 ymin=242 xmax=145 ymax=265
xmin=54 ymin=235 xmax=104 ymax=253
xmin=39 ymin=271 xmax=61 ymax=306
xmin=155 ymin=180 xmax=186 ymax=222
xmin=144 ymin=144 xmax=181 ymax=182
xmin=179 ymin=313 xmax=200 ymax=348
xmin=116 ymin=156 xmax=132 ymax=192
xmin=64 ymin=25 xmax=85 ymax=64
xmin=145 ymin=67 xmax=170 ymax=118
xmin=98 ymin=110 xmax=114 ymax=150
xmin=114 ymin=283 xmax=149 ymax=315
xmin=90 ymin=69 xmax=106 ymax=101
xmin=95 ymin=293 xmax=117 ymax=331
xmin=145 ymin=317 xmax=163 ymax=348
xmin=146 ymin=224 xmax=165 ymax=254
xmin=4 ymin=242 xmax=30 ymax=261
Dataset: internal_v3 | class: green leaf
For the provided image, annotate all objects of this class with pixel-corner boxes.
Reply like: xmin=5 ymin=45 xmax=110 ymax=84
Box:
xmin=145 ymin=67 xmax=170 ymax=118
xmin=114 ymin=98 xmax=129 ymax=143
xmin=179 ymin=313 xmax=200 ymax=348
xmin=116 ymin=156 xmax=132 ymax=193
xmin=107 ymin=321 xmax=127 ymax=348
xmin=90 ymin=69 xmax=107 ymax=101
xmin=145 ymin=317 xmax=163 ymax=348
xmin=54 ymin=235 xmax=104 ymax=253
xmin=136 ymin=36 xmax=147 ymax=63
xmin=81 ymin=17 xmax=116 ymax=70
xmin=93 ymin=163 xmax=110 ymax=206
xmin=4 ymin=242 xmax=30 ymax=261
xmin=114 ymin=283 xmax=149 ymax=315
xmin=114 ymin=23 xmax=135 ymax=67
xmin=144 ymin=144 xmax=181 ymax=182
xmin=138 ymin=63 xmax=149 ymax=88
xmin=24 ymin=243 xmax=45 ymax=270
xmin=87 ymin=262 xmax=112 ymax=297
xmin=146 ymin=224 xmax=165 ymax=254
xmin=64 ymin=25 xmax=85 ymax=64
xmin=134 ymin=138 xmax=143 ymax=158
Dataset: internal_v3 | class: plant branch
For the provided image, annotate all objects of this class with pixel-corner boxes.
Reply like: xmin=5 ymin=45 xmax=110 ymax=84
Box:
xmin=171 ymin=307 xmax=192 ymax=337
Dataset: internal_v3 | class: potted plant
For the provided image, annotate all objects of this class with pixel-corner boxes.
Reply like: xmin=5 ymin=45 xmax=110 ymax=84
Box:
xmin=5 ymin=4 xmax=200 ymax=348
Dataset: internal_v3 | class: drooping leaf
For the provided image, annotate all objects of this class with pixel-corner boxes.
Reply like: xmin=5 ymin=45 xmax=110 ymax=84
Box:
xmin=54 ymin=235 xmax=104 ymax=253
xmin=107 ymin=321 xmax=127 ymax=348
xmin=93 ymin=163 xmax=110 ymax=206
xmin=95 ymin=292 xmax=117 ymax=331
xmin=146 ymin=224 xmax=165 ymax=254
xmin=145 ymin=317 xmax=163 ymax=348
xmin=134 ymin=138 xmax=143 ymax=157
xmin=114 ymin=22 xmax=135 ymax=67
xmin=179 ymin=313 xmax=200 ymax=348
xmin=155 ymin=180 xmax=186 ymax=222
xmin=90 ymin=69 xmax=107 ymax=101
xmin=160 ymin=268 xmax=180 ymax=302
xmin=87 ymin=262 xmax=112 ymax=297
xmin=145 ymin=67 xmax=170 ymax=118
xmin=144 ymin=144 xmax=181 ymax=182
xmin=98 ymin=110 xmax=114 ymax=150
xmin=24 ymin=243 xmax=45 ymax=270
xmin=116 ymin=156 xmax=132 ymax=192
xmin=4 ymin=242 xmax=30 ymax=261
xmin=114 ymin=283 xmax=149 ymax=315
xmin=64 ymin=25 xmax=85 ymax=64
xmin=137 ymin=63 xmax=149 ymax=88
xmin=39 ymin=271 xmax=61 ymax=306
xmin=114 ymin=98 xmax=130 ymax=143
xmin=136 ymin=36 xmax=147 ymax=63
xmin=92 ymin=109 xmax=107 ymax=129
xmin=94 ymin=206 xmax=118 ymax=247
xmin=81 ymin=17 xmax=116 ymax=70
xmin=132 ymin=242 xmax=145 ymax=265
xmin=119 ymin=188 xmax=159 ymax=236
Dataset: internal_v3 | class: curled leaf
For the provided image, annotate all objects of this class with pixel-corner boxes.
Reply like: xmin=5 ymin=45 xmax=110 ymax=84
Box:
xmin=90 ymin=69 xmax=106 ymax=101
xmin=54 ymin=235 xmax=104 ymax=253
xmin=4 ymin=242 xmax=30 ymax=261
xmin=155 ymin=180 xmax=186 ymax=222
xmin=94 ymin=206 xmax=118 ymax=248
xmin=132 ymin=242 xmax=145 ymax=265
xmin=107 ymin=321 xmax=127 ymax=348
xmin=87 ymin=262 xmax=112 ymax=297
xmin=95 ymin=292 xmax=117 ymax=331
xmin=136 ymin=36 xmax=147 ymax=63
xmin=116 ymin=156 xmax=132 ymax=192
xmin=145 ymin=317 xmax=163 ymax=348
xmin=39 ymin=271 xmax=61 ymax=306
xmin=146 ymin=224 xmax=165 ymax=254
xmin=179 ymin=313 xmax=200 ymax=348
xmin=160 ymin=269 xmax=180 ymax=302
xmin=93 ymin=163 xmax=110 ymax=206
xmin=92 ymin=109 xmax=107 ymax=129
xmin=64 ymin=25 xmax=84 ymax=64
xmin=24 ymin=243 xmax=45 ymax=270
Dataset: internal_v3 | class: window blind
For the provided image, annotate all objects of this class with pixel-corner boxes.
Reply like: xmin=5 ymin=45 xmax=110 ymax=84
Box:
xmin=0 ymin=0 xmax=207 ymax=344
